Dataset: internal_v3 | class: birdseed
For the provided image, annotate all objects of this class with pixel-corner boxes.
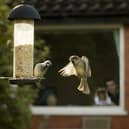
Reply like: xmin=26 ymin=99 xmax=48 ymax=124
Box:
xmin=14 ymin=44 xmax=33 ymax=78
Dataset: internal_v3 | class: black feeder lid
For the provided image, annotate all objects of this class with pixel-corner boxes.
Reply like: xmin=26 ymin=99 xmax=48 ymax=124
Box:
xmin=8 ymin=4 xmax=40 ymax=20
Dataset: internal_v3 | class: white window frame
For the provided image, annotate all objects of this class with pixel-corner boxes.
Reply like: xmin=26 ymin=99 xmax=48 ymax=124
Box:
xmin=31 ymin=24 xmax=127 ymax=115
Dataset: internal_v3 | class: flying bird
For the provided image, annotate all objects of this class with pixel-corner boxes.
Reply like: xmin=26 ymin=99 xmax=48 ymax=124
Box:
xmin=34 ymin=60 xmax=52 ymax=79
xmin=59 ymin=55 xmax=91 ymax=94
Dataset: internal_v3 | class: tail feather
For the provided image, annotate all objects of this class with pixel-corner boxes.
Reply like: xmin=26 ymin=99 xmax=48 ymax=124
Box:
xmin=77 ymin=78 xmax=90 ymax=94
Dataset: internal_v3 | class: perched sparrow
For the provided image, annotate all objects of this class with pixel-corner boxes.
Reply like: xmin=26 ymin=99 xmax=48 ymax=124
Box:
xmin=34 ymin=60 xmax=52 ymax=79
xmin=59 ymin=55 xmax=91 ymax=94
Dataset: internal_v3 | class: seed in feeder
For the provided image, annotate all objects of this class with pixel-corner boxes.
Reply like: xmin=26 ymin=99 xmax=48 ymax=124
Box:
xmin=14 ymin=44 xmax=33 ymax=78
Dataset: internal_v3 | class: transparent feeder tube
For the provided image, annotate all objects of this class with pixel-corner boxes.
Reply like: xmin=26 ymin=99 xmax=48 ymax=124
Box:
xmin=13 ymin=20 xmax=34 ymax=78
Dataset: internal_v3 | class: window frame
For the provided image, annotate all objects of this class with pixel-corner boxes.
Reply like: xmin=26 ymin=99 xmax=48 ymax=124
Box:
xmin=31 ymin=24 xmax=127 ymax=115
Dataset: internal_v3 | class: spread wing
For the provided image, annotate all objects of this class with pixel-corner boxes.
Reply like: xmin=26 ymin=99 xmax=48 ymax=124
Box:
xmin=59 ymin=62 xmax=77 ymax=77
xmin=81 ymin=56 xmax=91 ymax=77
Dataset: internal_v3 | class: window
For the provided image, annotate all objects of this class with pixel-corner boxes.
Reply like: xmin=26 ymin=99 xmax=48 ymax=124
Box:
xmin=32 ymin=25 xmax=127 ymax=115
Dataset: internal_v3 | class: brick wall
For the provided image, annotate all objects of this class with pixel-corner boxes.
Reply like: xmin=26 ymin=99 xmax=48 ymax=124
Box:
xmin=30 ymin=116 xmax=83 ymax=129
xmin=29 ymin=25 xmax=129 ymax=129
xmin=29 ymin=116 xmax=112 ymax=129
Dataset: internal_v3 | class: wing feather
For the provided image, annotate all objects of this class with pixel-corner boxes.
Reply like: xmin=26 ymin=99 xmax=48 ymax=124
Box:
xmin=59 ymin=62 xmax=77 ymax=77
xmin=82 ymin=56 xmax=91 ymax=77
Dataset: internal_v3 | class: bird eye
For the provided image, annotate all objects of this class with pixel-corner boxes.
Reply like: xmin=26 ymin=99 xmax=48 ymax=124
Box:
xmin=46 ymin=62 xmax=50 ymax=65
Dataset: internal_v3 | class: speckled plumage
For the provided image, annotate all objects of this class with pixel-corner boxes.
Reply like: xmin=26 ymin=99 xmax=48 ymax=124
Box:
xmin=59 ymin=55 xmax=91 ymax=94
xmin=34 ymin=60 xmax=52 ymax=79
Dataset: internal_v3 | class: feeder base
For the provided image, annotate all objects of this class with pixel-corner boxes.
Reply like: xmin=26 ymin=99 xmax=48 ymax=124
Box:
xmin=0 ymin=77 xmax=44 ymax=86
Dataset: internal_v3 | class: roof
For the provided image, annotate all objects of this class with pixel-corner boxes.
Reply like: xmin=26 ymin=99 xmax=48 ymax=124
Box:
xmin=7 ymin=0 xmax=129 ymax=23
xmin=35 ymin=0 xmax=129 ymax=17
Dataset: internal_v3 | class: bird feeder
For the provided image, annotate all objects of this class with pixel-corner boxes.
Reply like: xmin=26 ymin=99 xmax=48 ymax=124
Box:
xmin=8 ymin=2 xmax=40 ymax=80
